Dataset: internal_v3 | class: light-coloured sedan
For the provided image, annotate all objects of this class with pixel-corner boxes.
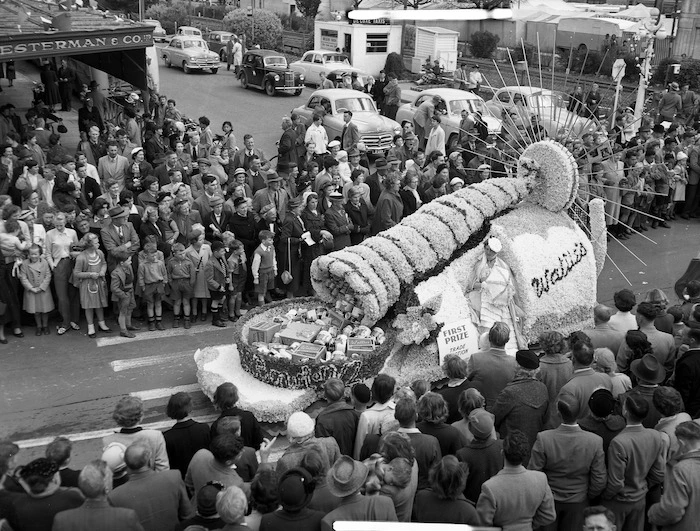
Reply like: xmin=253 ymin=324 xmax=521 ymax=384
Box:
xmin=396 ymin=88 xmax=502 ymax=150
xmin=162 ymin=36 xmax=220 ymax=74
xmin=292 ymin=89 xmax=402 ymax=154
xmin=290 ymin=50 xmax=364 ymax=86
xmin=485 ymin=86 xmax=599 ymax=138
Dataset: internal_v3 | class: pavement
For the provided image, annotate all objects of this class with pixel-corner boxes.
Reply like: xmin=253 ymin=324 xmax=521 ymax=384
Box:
xmin=1 ymin=58 xmax=698 ymax=471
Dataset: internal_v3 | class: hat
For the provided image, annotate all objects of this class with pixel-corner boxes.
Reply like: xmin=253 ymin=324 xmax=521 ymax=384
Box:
xmin=589 ymin=389 xmax=616 ymax=417
xmin=386 ymin=154 xmax=400 ymax=164
xmin=197 ymin=483 xmax=222 ymax=517
xmin=287 ymin=412 xmax=315 ymax=439
xmin=328 ymin=140 xmax=341 ymax=149
xmin=327 ymin=456 xmax=369 ymax=497
xmin=337 ymin=150 xmax=348 ymax=161
xmin=375 ymin=158 xmax=388 ymax=169
xmin=630 ymin=354 xmax=665 ymax=384
xmin=352 ymin=383 xmax=371 ymax=404
xmin=20 ymin=458 xmax=58 ymax=479
xmin=197 ymin=158 xmax=211 ymax=166
xmin=357 ymin=142 xmax=366 ymax=152
xmin=108 ymin=206 xmax=129 ymax=219
xmin=102 ymin=442 xmax=127 ymax=473
xmin=516 ymin=350 xmax=540 ymax=370
xmin=329 ymin=192 xmax=344 ymax=201
xmin=288 ymin=196 xmax=303 ymax=210
xmin=233 ymin=197 xmax=247 ymax=207
xmin=61 ymin=154 xmax=75 ymax=164
xmin=156 ymin=191 xmax=171 ymax=204
xmin=477 ymin=163 xmax=491 ymax=171
xmin=25 ymin=160 xmax=38 ymax=168
xmin=131 ymin=146 xmax=144 ymax=158
xmin=450 ymin=177 xmax=464 ymax=187
xmin=233 ymin=167 xmax=246 ymax=177
xmin=279 ymin=468 xmax=315 ymax=512
xmin=141 ymin=175 xmax=157 ymax=189
xmin=403 ymin=132 xmax=417 ymax=141
xmin=677 ymin=151 xmax=689 ymax=161
xmin=467 ymin=408 xmax=495 ymax=439
xmin=266 ymin=173 xmax=282 ymax=184
xmin=449 ymin=151 xmax=461 ymax=161
xmin=89 ymin=80 xmax=99 ymax=88
xmin=209 ymin=195 xmax=224 ymax=207
xmin=126 ymin=92 xmax=140 ymax=103
xmin=670 ymin=82 xmax=680 ymax=91
xmin=486 ymin=237 xmax=502 ymax=253
xmin=347 ymin=147 xmax=360 ymax=158
xmin=653 ymin=124 xmax=666 ymax=134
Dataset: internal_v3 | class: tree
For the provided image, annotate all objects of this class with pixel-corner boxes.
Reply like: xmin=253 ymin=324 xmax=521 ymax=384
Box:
xmin=295 ymin=0 xmax=321 ymax=20
xmin=145 ymin=2 xmax=189 ymax=34
xmin=469 ymin=31 xmax=499 ymax=59
xmin=223 ymin=8 xmax=283 ymax=51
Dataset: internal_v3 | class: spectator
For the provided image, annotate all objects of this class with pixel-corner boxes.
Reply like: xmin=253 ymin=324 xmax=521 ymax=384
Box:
xmin=245 ymin=469 xmax=279 ymax=531
xmin=52 ymin=460 xmax=144 ymax=531
xmin=558 ymin=342 xmax=613 ymax=419
xmin=315 ymin=378 xmax=359 ymax=457
xmin=185 ymin=433 xmax=247 ymax=500
xmin=620 ymin=353 xmax=665 ymax=428
xmin=275 ymin=412 xmax=340 ymax=477
xmin=370 ymin=172 xmax=403 ymax=236
xmin=584 ymin=304 xmax=626 ymax=353
xmin=163 ymin=391 xmax=211 ymax=479
xmin=593 ymin=347 xmax=632 ymax=397
xmin=45 ymin=436 xmax=80 ymax=488
xmin=215 ymin=485 xmax=248 ymax=531
xmin=608 ymin=289 xmax=638 ymax=333
xmin=375 ymin=431 xmax=418 ymax=521
xmin=579 ymin=389 xmax=626 ymax=460
xmin=435 ymin=355 xmax=475 ymax=425
xmin=301 ymin=447 xmax=342 ymax=514
xmin=394 ymin=397 xmax=441 ymax=490
xmin=210 ymin=382 xmax=264 ymax=450
xmin=416 ymin=392 xmax=467 ymax=457
xmin=583 ymin=505 xmax=617 ymax=531
xmin=653 ymin=386 xmax=692 ymax=463
xmin=354 ymin=374 xmax=396 ymax=460
xmin=467 ymin=321 xmax=517 ymax=409
xmin=260 ymin=468 xmax=325 ymax=531
xmin=538 ymin=331 xmax=573 ymax=429
xmin=456 ymin=408 xmax=503 ymax=504
xmin=674 ymin=326 xmax=700 ymax=418
xmin=101 ymin=442 xmax=129 ymax=489
xmin=174 ymin=481 xmax=226 ymax=531
xmin=213 ymin=417 xmax=258 ymax=482
xmin=451 ymin=388 xmax=493 ymax=443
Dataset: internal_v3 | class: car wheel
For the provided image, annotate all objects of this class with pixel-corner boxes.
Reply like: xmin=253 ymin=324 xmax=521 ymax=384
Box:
xmin=211 ymin=68 xmax=218 ymax=74
xmin=164 ymin=56 xmax=171 ymax=68
xmin=183 ymin=62 xmax=191 ymax=74
xmin=448 ymin=133 xmax=459 ymax=151
xmin=265 ymin=81 xmax=275 ymax=97
xmin=294 ymin=88 xmax=302 ymax=96
xmin=219 ymin=50 xmax=226 ymax=62
xmin=241 ymin=72 xmax=249 ymax=89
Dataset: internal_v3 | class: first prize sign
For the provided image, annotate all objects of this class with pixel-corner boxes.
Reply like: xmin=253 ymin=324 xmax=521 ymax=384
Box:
xmin=437 ymin=320 xmax=479 ymax=363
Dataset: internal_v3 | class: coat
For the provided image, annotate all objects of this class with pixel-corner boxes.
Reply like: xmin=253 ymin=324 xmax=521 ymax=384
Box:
xmin=341 ymin=121 xmax=361 ymax=151
xmin=252 ymin=187 xmax=288 ymax=226
xmin=9 ymin=484 xmax=83 ymax=531
xmin=203 ymin=210 xmax=232 ymax=242
xmin=277 ymin=128 xmax=299 ymax=168
xmin=278 ymin=212 xmax=305 ymax=295
xmin=400 ymin=428 xmax=442 ymax=491
xmin=457 ymin=437 xmax=504 ymax=503
xmin=52 ymin=498 xmax=145 ymax=531
xmin=324 ymin=206 xmax=352 ymax=251
xmin=467 ymin=347 xmax=518 ymax=410
xmin=205 ymin=255 xmax=227 ymax=293
xmin=101 ymin=222 xmax=140 ymax=271
xmin=314 ymin=401 xmax=359 ymax=457
xmin=344 ymin=200 xmax=370 ymax=246
xmin=538 ymin=354 xmax=573 ymax=429
xmin=210 ymin=407 xmax=264 ymax=449
xmin=557 ymin=368 xmax=613 ymax=420
xmin=371 ymin=189 xmax=403 ymax=235
xmin=164 ymin=419 xmax=212 ymax=479
xmin=98 ymin=155 xmax=130 ymax=191
xmin=648 ymin=450 xmax=700 ymax=531
xmin=321 ymin=494 xmax=397 ymax=531
xmin=583 ymin=323 xmax=625 ymax=354
xmin=673 ymin=348 xmax=700 ymax=418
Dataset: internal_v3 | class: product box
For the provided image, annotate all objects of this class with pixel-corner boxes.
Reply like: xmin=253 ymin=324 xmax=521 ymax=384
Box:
xmin=327 ymin=309 xmax=350 ymax=330
xmin=292 ymin=342 xmax=327 ymax=363
xmin=347 ymin=337 xmax=376 ymax=357
xmin=278 ymin=322 xmax=322 ymax=346
xmin=248 ymin=320 xmax=283 ymax=344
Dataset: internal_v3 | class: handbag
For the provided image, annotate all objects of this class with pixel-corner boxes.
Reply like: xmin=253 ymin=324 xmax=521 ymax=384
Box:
xmin=281 ymin=237 xmax=293 ymax=285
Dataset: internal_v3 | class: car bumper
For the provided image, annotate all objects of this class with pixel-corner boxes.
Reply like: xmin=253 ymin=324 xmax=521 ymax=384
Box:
xmin=187 ymin=60 xmax=220 ymax=69
xmin=361 ymin=133 xmax=394 ymax=153
xmin=275 ymin=85 xmax=305 ymax=92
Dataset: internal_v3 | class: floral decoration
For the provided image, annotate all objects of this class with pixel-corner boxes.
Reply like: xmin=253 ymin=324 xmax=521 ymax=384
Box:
xmin=393 ymin=306 xmax=438 ymax=346
xmin=520 ymin=140 xmax=579 ymax=213
xmin=588 ymin=197 xmax=608 ymax=278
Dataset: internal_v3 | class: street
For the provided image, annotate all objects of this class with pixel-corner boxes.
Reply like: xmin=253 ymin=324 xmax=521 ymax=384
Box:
xmin=1 ymin=55 xmax=699 ymax=469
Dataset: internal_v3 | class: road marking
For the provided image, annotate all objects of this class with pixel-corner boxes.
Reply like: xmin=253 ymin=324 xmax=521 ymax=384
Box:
xmin=110 ymin=351 xmax=194 ymax=372
xmin=15 ymin=414 xmax=220 ymax=449
xmin=130 ymin=383 xmax=202 ymax=401
xmin=96 ymin=324 xmax=228 ymax=347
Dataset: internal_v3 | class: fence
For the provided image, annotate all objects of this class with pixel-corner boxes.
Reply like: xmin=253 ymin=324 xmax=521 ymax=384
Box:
xmin=281 ymin=30 xmax=311 ymax=55
xmin=187 ymin=15 xmax=228 ymax=33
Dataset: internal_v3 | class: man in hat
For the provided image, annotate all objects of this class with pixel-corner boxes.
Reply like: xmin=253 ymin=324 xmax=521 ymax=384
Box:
xmin=324 ymin=191 xmax=353 ymax=251
xmin=468 ymin=64 xmax=483 ymax=95
xmin=648 ymin=420 xmax=700 ymax=530
xmin=98 ymin=141 xmax=130 ymax=192
xmin=601 ymin=395 xmax=666 ymax=531
xmin=558 ymin=342 xmax=613 ymax=420
xmin=313 ymin=156 xmax=338 ymax=195
xmin=679 ymin=83 xmax=699 ymax=126
xmin=341 ymin=111 xmax=361 ymax=152
xmin=192 ymin=173 xmax=223 ymax=220
xmin=277 ymin=194 xmax=306 ymax=297
xmin=56 ymin=59 xmax=76 ymax=112
xmin=278 ymin=116 xmax=299 ymax=177
xmin=657 ymin=82 xmax=682 ymax=124
xmin=88 ymin=80 xmax=107 ymax=123
xmin=616 ymin=301 xmax=675 ymax=378
xmin=261 ymin=468 xmax=325 ymax=528
xmin=476 ymin=430 xmax=556 ymax=530
xmin=190 ymin=158 xmax=215 ymax=200
xmin=102 ymin=442 xmax=129 ymax=489
xmin=327 ymin=139 xmax=341 ymax=158
xmin=347 ymin=146 xmax=368 ymax=177
xmin=321 ymin=456 xmax=397 ymax=530
xmin=274 ymin=412 xmax=341 ymax=477
xmin=528 ymin=395 xmax=606 ymax=531
xmin=366 ymin=157 xmax=388 ymax=206
xmin=583 ymin=304 xmax=626 ymax=353
xmin=52 ymin=460 xmax=143 ymax=531
xmin=620 ymin=353 xmax=666 ymax=428
xmin=78 ymin=97 xmax=104 ymax=135
xmin=101 ymin=205 xmax=140 ymax=272
xmin=674 ymin=327 xmax=700 ymax=418
xmin=203 ymin=195 xmax=231 ymax=243
xmin=175 ymin=481 xmax=225 ymax=530
xmin=456 ymin=408 xmax=503 ymax=503
xmin=493 ymin=350 xmax=549 ymax=463
xmin=252 ymin=172 xmax=288 ymax=230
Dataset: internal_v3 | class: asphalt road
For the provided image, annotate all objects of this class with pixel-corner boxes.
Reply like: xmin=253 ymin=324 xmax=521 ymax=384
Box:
xmin=1 ymin=56 xmax=699 ymax=469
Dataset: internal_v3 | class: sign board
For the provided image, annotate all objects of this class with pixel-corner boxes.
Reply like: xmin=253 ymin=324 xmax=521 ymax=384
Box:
xmin=437 ymin=319 xmax=480 ymax=364
xmin=612 ymin=58 xmax=626 ymax=84
xmin=320 ymin=29 xmax=337 ymax=51
xmin=0 ymin=31 xmax=153 ymax=60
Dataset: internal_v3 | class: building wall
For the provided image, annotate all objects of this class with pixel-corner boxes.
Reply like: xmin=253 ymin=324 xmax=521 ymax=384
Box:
xmin=674 ymin=0 xmax=700 ymax=59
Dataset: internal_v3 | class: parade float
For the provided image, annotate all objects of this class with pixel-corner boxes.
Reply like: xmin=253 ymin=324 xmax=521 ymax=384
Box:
xmin=195 ymin=139 xmax=607 ymax=422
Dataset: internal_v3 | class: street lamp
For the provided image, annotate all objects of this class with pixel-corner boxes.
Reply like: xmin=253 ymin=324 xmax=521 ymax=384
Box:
xmin=633 ymin=20 xmax=667 ymax=133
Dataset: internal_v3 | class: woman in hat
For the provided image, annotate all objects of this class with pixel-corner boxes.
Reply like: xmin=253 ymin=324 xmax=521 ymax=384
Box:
xmin=126 ymin=147 xmax=153 ymax=195
xmin=73 ymin=232 xmax=110 ymax=338
xmin=260 ymin=468 xmax=325 ymax=530
xmin=143 ymin=122 xmax=166 ymax=166
xmin=299 ymin=192 xmax=328 ymax=294
xmin=279 ymin=196 xmax=306 ymax=298
xmin=468 ymin=237 xmax=525 ymax=348
xmin=136 ymin=176 xmax=159 ymax=210
xmin=371 ymin=172 xmax=403 ymax=236
xmin=344 ymin=186 xmax=370 ymax=246
xmin=186 ymin=228 xmax=212 ymax=322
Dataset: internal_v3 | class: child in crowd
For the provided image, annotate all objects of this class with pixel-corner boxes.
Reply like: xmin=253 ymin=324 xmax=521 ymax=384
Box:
xmin=111 ymin=250 xmax=138 ymax=338
xmin=18 ymin=244 xmax=54 ymax=335
xmin=670 ymin=152 xmax=688 ymax=219
xmin=205 ymin=240 xmax=229 ymax=328
xmin=186 ymin=228 xmax=211 ymax=322
xmin=227 ymin=239 xmax=247 ymax=321
xmin=138 ymin=235 xmax=168 ymax=331
xmin=167 ymin=242 xmax=195 ymax=329
xmin=252 ymin=230 xmax=276 ymax=307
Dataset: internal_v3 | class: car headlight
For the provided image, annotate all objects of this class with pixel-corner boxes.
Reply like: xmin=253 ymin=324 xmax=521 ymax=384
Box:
xmin=274 ymin=75 xmax=280 ymax=81
xmin=300 ymin=75 xmax=304 ymax=80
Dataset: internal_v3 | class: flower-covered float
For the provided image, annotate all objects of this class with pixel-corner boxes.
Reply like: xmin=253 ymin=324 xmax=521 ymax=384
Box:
xmin=196 ymin=139 xmax=607 ymax=421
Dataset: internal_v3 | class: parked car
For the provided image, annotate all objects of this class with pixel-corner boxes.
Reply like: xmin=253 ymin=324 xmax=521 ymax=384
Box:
xmin=207 ymin=31 xmax=236 ymax=61
xmin=292 ymin=89 xmax=402 ymax=155
xmin=142 ymin=19 xmax=166 ymax=42
xmin=485 ymin=86 xmax=599 ymax=139
xmin=176 ymin=26 xmax=203 ymax=38
xmin=327 ymin=69 xmax=371 ymax=88
xmin=290 ymin=50 xmax=364 ymax=86
xmin=396 ymin=88 xmax=502 ymax=150
xmin=162 ymin=36 xmax=220 ymax=74
xmin=239 ymin=50 xmax=305 ymax=96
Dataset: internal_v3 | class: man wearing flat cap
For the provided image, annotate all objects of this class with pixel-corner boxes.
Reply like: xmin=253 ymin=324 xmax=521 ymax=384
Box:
xmin=136 ymin=176 xmax=160 ymax=210
xmin=190 ymin=158 xmax=216 ymax=200
xmin=492 ymin=350 xmax=549 ymax=465
xmin=101 ymin=205 xmax=140 ymax=272
xmin=252 ymin=172 xmax=288 ymax=231
xmin=324 ymin=191 xmax=353 ymax=251
xmin=192 ymin=173 xmax=223 ymax=220
xmin=98 ymin=140 xmax=130 ymax=192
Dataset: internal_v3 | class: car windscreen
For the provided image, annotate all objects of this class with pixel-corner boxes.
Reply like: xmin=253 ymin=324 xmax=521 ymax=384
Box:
xmin=264 ymin=56 xmax=288 ymax=67
xmin=334 ymin=97 xmax=376 ymax=113
xmin=449 ymin=98 xmax=487 ymax=115
xmin=324 ymin=54 xmax=350 ymax=64
xmin=183 ymin=40 xmax=207 ymax=49
xmin=530 ymin=94 xmax=558 ymax=109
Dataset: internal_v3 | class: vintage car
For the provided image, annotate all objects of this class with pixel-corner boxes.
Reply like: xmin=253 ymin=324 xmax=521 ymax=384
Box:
xmin=396 ymin=88 xmax=502 ymax=150
xmin=162 ymin=35 xmax=220 ymax=74
xmin=207 ymin=31 xmax=236 ymax=61
xmin=292 ymin=89 xmax=402 ymax=155
xmin=485 ymin=86 xmax=599 ymax=139
xmin=239 ymin=50 xmax=305 ymax=96
xmin=176 ymin=26 xmax=202 ymax=38
xmin=289 ymin=50 xmax=364 ymax=86
xmin=142 ymin=19 xmax=166 ymax=42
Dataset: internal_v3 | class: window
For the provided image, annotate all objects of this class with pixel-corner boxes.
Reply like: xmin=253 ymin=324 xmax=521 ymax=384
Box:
xmin=334 ymin=97 xmax=376 ymax=113
xmin=303 ymin=53 xmax=314 ymax=63
xmin=497 ymin=91 xmax=511 ymax=104
xmin=307 ymin=96 xmax=320 ymax=109
xmin=366 ymin=34 xmax=388 ymax=53
xmin=313 ymin=55 xmax=323 ymax=64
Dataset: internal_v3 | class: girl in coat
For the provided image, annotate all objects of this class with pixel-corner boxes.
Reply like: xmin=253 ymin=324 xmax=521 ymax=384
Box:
xmin=72 ymin=233 xmax=110 ymax=338
xmin=19 ymin=244 xmax=54 ymax=335
xmin=186 ymin=228 xmax=211 ymax=322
